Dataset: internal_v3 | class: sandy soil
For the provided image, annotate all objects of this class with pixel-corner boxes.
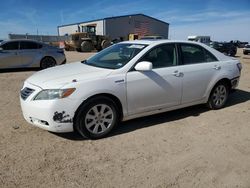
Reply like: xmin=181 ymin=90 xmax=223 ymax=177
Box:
xmin=0 ymin=49 xmax=250 ymax=188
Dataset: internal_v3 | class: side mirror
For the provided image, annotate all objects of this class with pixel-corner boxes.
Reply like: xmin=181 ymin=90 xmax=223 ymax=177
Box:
xmin=134 ymin=61 xmax=152 ymax=71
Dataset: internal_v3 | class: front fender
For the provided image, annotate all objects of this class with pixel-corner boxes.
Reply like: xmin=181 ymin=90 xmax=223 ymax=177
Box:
xmin=66 ymin=75 xmax=128 ymax=117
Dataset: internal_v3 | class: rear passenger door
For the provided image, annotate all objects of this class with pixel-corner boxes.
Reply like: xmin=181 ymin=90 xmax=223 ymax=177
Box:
xmin=177 ymin=43 xmax=220 ymax=104
xmin=19 ymin=41 xmax=42 ymax=67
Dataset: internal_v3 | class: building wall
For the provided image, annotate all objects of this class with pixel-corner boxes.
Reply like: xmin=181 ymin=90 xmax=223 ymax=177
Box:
xmin=9 ymin=34 xmax=67 ymax=42
xmin=104 ymin=15 xmax=169 ymax=40
xmin=58 ymin=20 xmax=104 ymax=36
xmin=58 ymin=25 xmax=79 ymax=36
xmin=58 ymin=15 xmax=169 ymax=40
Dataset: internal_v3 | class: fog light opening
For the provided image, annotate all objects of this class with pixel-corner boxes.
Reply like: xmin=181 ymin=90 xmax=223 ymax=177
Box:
xmin=30 ymin=117 xmax=49 ymax=126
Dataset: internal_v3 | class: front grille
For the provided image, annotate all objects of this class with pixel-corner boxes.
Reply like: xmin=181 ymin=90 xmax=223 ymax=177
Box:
xmin=21 ymin=87 xmax=35 ymax=100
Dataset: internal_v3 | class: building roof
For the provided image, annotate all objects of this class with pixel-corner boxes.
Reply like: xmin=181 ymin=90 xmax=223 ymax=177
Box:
xmin=58 ymin=13 xmax=169 ymax=28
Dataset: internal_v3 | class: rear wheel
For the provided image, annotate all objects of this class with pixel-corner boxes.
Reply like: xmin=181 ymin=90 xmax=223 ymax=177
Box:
xmin=74 ymin=96 xmax=119 ymax=139
xmin=207 ymin=82 xmax=229 ymax=109
xmin=40 ymin=57 xmax=56 ymax=69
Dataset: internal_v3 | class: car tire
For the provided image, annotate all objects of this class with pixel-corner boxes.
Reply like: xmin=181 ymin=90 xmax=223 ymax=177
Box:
xmin=207 ymin=81 xmax=229 ymax=110
xmin=74 ymin=96 xmax=119 ymax=139
xmin=40 ymin=57 xmax=56 ymax=69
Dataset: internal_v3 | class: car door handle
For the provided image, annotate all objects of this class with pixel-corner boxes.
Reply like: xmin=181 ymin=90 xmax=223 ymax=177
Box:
xmin=213 ymin=65 xmax=221 ymax=70
xmin=172 ymin=70 xmax=183 ymax=77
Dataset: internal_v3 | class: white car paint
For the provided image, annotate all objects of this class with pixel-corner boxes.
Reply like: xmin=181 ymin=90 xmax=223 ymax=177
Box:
xmin=20 ymin=40 xmax=241 ymax=133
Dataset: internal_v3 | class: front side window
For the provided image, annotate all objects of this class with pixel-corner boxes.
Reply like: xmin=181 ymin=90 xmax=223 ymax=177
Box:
xmin=1 ymin=41 xmax=19 ymax=50
xmin=20 ymin=41 xmax=38 ymax=50
xmin=84 ymin=43 xmax=147 ymax=69
xmin=180 ymin=44 xmax=217 ymax=64
xmin=140 ymin=44 xmax=177 ymax=69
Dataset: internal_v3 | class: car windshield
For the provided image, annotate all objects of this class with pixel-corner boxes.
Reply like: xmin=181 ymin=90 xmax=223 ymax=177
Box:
xmin=83 ymin=43 xmax=147 ymax=69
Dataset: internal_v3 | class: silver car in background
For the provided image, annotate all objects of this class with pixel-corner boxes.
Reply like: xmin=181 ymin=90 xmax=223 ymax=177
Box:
xmin=0 ymin=40 xmax=66 ymax=69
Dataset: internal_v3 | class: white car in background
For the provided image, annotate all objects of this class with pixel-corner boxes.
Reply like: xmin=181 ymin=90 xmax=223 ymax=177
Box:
xmin=20 ymin=40 xmax=242 ymax=139
xmin=0 ymin=39 xmax=66 ymax=69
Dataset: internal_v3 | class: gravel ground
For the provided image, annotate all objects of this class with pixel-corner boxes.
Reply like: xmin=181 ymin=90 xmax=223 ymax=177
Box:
xmin=0 ymin=49 xmax=250 ymax=188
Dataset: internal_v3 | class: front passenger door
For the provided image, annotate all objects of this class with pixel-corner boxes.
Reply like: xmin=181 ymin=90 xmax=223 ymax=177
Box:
xmin=126 ymin=44 xmax=183 ymax=115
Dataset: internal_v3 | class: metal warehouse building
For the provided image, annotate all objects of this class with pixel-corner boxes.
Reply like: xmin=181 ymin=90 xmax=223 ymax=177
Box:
xmin=58 ymin=14 xmax=169 ymax=40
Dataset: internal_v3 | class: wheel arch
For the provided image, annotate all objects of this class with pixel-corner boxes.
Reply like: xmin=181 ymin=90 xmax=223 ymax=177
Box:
xmin=206 ymin=77 xmax=232 ymax=102
xmin=40 ymin=56 xmax=57 ymax=67
xmin=73 ymin=93 xmax=124 ymax=131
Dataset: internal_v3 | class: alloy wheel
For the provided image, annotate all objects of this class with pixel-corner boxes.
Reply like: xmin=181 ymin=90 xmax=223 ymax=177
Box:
xmin=84 ymin=104 xmax=114 ymax=135
xmin=212 ymin=85 xmax=227 ymax=107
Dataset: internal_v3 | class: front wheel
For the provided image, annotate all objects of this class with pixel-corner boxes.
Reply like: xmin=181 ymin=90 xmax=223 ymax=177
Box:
xmin=74 ymin=96 xmax=119 ymax=139
xmin=207 ymin=82 xmax=229 ymax=109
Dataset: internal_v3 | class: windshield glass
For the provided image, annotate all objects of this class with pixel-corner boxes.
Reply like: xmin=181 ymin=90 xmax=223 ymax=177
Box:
xmin=83 ymin=43 xmax=147 ymax=69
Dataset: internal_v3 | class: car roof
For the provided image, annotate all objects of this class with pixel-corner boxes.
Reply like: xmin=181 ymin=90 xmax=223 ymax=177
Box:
xmin=121 ymin=39 xmax=204 ymax=46
xmin=1 ymin=39 xmax=42 ymax=44
xmin=121 ymin=39 xmax=232 ymax=62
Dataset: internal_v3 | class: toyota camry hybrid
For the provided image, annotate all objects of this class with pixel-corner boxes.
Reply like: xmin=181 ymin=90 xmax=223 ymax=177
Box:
xmin=20 ymin=40 xmax=242 ymax=139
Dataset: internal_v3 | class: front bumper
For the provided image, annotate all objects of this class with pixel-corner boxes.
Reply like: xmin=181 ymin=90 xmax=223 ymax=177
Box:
xmin=20 ymin=82 xmax=79 ymax=133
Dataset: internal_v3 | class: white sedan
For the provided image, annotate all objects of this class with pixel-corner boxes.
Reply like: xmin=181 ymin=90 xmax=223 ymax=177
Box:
xmin=20 ymin=40 xmax=242 ymax=139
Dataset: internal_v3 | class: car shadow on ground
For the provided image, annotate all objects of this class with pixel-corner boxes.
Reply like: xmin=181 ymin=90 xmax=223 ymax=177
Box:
xmin=0 ymin=67 xmax=40 ymax=73
xmin=53 ymin=89 xmax=250 ymax=141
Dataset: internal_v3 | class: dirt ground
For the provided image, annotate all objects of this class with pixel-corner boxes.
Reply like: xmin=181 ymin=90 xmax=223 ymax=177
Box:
xmin=0 ymin=49 xmax=250 ymax=188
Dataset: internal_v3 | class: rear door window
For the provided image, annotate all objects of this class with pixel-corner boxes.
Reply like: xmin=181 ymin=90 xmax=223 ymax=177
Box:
xmin=20 ymin=41 xmax=39 ymax=50
xmin=180 ymin=44 xmax=217 ymax=64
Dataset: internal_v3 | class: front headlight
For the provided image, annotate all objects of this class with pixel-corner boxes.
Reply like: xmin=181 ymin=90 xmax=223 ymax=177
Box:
xmin=34 ymin=88 xmax=76 ymax=100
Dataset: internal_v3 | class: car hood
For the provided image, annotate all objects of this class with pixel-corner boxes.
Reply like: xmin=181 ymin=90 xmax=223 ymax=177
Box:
xmin=26 ymin=62 xmax=113 ymax=89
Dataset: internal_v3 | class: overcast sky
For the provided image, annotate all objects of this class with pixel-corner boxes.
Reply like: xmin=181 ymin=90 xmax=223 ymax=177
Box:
xmin=0 ymin=0 xmax=249 ymax=42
